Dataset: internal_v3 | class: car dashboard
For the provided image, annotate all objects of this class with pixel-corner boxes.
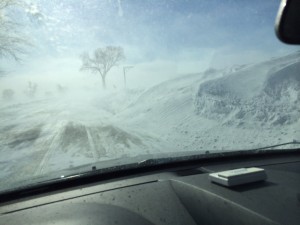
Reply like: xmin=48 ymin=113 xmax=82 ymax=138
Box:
xmin=0 ymin=152 xmax=299 ymax=225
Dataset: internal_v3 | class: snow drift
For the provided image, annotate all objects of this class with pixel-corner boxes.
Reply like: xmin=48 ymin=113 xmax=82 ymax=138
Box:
xmin=195 ymin=51 xmax=300 ymax=127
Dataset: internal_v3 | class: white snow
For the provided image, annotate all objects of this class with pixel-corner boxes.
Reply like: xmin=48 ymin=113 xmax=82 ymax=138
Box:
xmin=1 ymin=51 xmax=300 ymax=186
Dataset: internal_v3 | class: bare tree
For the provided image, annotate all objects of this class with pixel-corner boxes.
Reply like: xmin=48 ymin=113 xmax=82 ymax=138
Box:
xmin=80 ymin=46 xmax=125 ymax=89
xmin=0 ymin=0 xmax=29 ymax=62
xmin=0 ymin=0 xmax=18 ymax=10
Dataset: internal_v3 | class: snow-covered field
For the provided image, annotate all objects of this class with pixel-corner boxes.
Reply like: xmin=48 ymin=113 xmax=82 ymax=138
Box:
xmin=1 ymin=51 xmax=300 ymax=184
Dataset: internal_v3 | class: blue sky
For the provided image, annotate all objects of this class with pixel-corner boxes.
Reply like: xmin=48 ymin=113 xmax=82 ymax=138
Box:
xmin=25 ymin=0 xmax=291 ymax=62
xmin=3 ymin=0 xmax=299 ymax=86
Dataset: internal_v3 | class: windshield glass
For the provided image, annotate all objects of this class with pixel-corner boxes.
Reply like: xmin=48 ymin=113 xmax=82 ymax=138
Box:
xmin=0 ymin=0 xmax=299 ymax=191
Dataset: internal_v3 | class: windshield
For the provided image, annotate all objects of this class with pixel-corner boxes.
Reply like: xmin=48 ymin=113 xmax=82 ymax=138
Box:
xmin=0 ymin=0 xmax=299 ymax=191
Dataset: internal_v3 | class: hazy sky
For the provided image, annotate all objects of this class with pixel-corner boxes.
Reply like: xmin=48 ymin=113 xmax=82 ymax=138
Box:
xmin=24 ymin=0 xmax=285 ymax=59
xmin=2 ymin=0 xmax=299 ymax=88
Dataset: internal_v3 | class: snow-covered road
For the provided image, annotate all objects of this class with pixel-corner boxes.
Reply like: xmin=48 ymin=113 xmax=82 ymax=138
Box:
xmin=0 ymin=94 xmax=155 ymax=183
xmin=1 ymin=51 xmax=300 ymax=185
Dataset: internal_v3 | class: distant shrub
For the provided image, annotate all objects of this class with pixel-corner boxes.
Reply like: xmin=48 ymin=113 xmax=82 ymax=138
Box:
xmin=56 ymin=84 xmax=67 ymax=94
xmin=24 ymin=81 xmax=38 ymax=97
xmin=2 ymin=89 xmax=15 ymax=100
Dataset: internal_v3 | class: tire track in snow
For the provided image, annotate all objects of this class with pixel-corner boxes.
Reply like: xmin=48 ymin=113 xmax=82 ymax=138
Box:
xmin=0 ymin=99 xmax=75 ymax=181
xmin=34 ymin=122 xmax=66 ymax=175
xmin=86 ymin=128 xmax=101 ymax=160
xmin=0 ymin=104 xmax=64 ymax=184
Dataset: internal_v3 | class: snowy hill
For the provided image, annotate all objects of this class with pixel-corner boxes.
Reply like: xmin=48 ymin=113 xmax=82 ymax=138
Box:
xmin=117 ymin=51 xmax=300 ymax=153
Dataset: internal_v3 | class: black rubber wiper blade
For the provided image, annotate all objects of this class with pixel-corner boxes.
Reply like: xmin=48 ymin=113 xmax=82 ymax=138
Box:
xmin=253 ymin=141 xmax=300 ymax=151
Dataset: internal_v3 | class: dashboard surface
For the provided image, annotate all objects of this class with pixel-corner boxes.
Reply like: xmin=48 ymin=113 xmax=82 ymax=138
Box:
xmin=0 ymin=153 xmax=300 ymax=225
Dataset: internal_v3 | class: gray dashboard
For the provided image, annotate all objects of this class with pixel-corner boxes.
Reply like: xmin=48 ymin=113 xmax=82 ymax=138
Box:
xmin=0 ymin=154 xmax=299 ymax=225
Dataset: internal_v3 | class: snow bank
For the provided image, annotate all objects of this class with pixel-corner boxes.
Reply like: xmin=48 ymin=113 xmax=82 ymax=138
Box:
xmin=195 ymin=52 xmax=300 ymax=127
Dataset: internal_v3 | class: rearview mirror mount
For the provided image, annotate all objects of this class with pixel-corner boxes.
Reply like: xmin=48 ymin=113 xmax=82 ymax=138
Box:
xmin=276 ymin=0 xmax=300 ymax=44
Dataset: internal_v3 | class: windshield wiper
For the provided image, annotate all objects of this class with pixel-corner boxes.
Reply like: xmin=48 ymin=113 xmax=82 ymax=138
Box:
xmin=252 ymin=141 xmax=300 ymax=151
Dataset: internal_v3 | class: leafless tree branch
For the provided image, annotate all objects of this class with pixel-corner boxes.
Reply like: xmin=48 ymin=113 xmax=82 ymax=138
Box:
xmin=80 ymin=46 xmax=125 ymax=89
xmin=0 ymin=0 xmax=30 ymax=62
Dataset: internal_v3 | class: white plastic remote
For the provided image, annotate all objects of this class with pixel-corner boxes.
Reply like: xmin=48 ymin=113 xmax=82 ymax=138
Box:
xmin=209 ymin=167 xmax=267 ymax=187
